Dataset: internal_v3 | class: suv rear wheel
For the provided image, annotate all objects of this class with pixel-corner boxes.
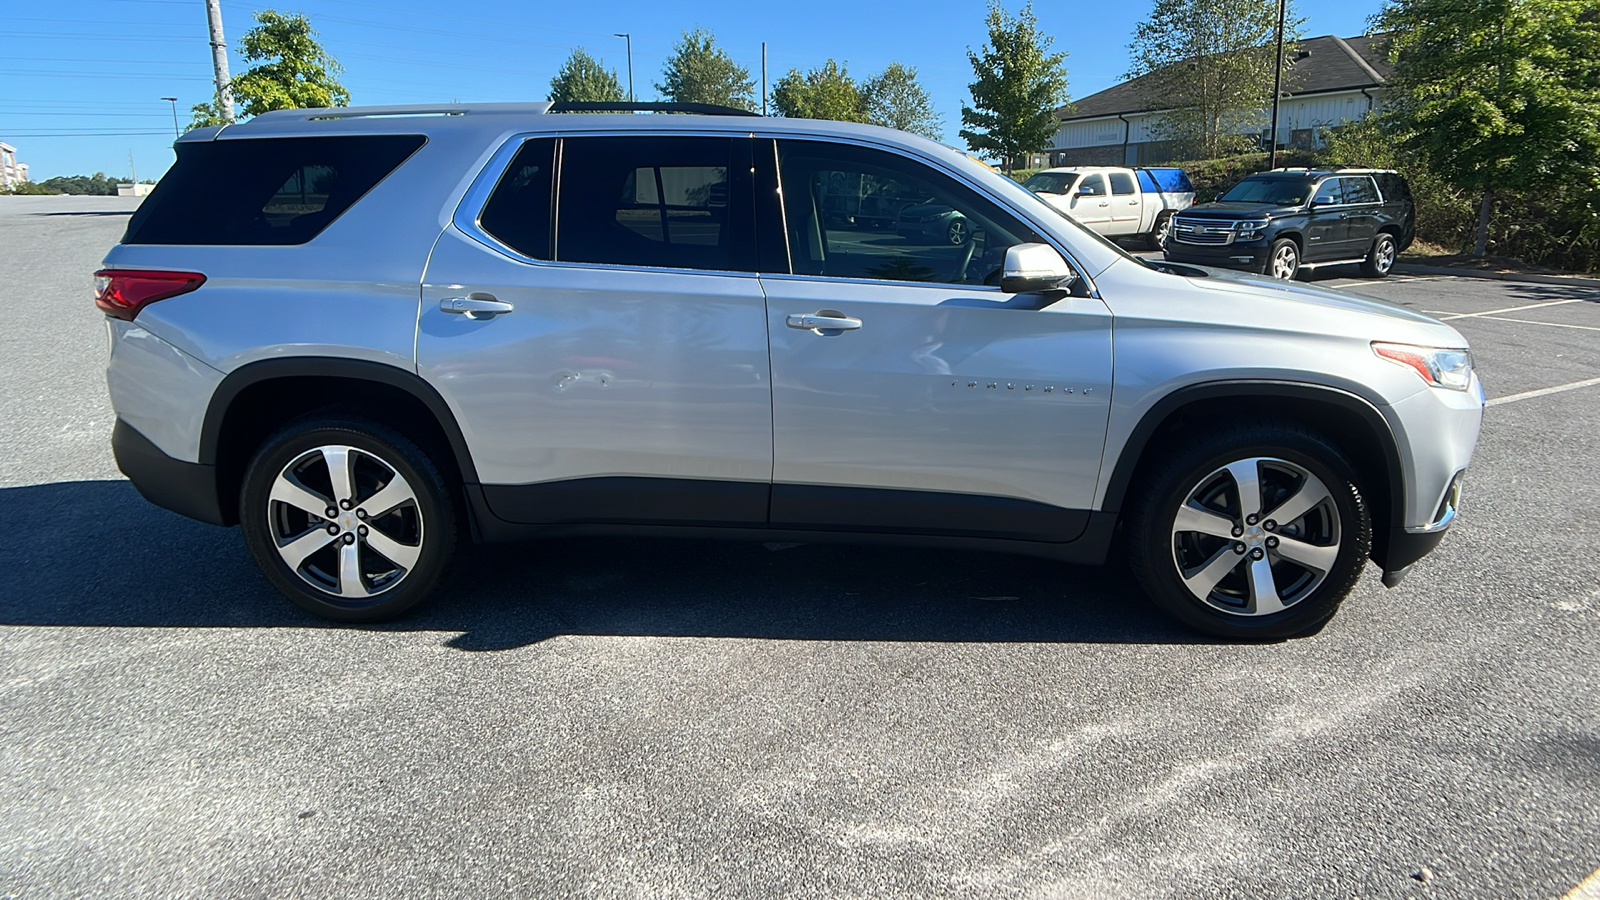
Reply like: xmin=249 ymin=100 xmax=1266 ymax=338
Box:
xmin=1126 ymin=422 xmax=1371 ymax=639
xmin=240 ymin=416 xmax=457 ymax=622
xmin=1361 ymin=233 xmax=1397 ymax=278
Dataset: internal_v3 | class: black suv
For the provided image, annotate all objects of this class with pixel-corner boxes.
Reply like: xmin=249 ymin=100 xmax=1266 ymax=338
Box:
xmin=1163 ymin=168 xmax=1414 ymax=280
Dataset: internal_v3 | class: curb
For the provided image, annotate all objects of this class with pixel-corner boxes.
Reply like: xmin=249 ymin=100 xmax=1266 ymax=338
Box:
xmin=1394 ymin=262 xmax=1600 ymax=289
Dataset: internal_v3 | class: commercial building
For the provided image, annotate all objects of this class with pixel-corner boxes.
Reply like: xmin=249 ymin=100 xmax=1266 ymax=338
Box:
xmin=1 ymin=142 xmax=29 ymax=189
xmin=1049 ymin=34 xmax=1392 ymax=166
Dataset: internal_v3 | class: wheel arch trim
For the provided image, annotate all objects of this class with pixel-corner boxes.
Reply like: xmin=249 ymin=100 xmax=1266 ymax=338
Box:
xmin=1100 ymin=380 xmax=1404 ymax=528
xmin=198 ymin=357 xmax=480 ymax=484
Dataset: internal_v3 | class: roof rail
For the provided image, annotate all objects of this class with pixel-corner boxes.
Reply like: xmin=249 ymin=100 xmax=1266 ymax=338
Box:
xmin=547 ymin=101 xmax=760 ymax=117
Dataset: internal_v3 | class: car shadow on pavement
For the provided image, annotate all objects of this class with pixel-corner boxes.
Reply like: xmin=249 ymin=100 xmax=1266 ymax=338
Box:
xmin=0 ymin=480 xmax=1206 ymax=650
xmin=1503 ymin=281 xmax=1600 ymax=303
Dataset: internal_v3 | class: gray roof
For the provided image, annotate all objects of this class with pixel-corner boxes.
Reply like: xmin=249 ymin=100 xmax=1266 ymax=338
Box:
xmin=1058 ymin=34 xmax=1392 ymax=121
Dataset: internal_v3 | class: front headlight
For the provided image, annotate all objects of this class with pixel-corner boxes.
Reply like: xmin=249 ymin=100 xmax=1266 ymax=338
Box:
xmin=1235 ymin=220 xmax=1268 ymax=240
xmin=1372 ymin=342 xmax=1474 ymax=391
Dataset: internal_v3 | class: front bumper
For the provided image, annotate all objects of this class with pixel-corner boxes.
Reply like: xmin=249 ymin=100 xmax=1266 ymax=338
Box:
xmin=113 ymin=418 xmax=228 ymax=526
xmin=1164 ymin=241 xmax=1269 ymax=272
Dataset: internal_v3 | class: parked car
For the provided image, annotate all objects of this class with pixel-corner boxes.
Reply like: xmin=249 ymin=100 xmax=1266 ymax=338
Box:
xmin=897 ymin=201 xmax=970 ymax=244
xmin=1023 ymin=166 xmax=1195 ymax=247
xmin=1163 ymin=167 xmax=1415 ymax=280
xmin=99 ymin=103 xmax=1480 ymax=639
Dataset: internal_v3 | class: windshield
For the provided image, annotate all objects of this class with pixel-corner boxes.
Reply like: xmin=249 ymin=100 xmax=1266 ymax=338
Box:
xmin=1219 ymin=177 xmax=1313 ymax=205
xmin=1022 ymin=172 xmax=1078 ymax=195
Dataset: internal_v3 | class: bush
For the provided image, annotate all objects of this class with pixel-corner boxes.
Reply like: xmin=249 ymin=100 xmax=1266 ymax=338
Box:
xmin=2 ymin=181 xmax=61 ymax=195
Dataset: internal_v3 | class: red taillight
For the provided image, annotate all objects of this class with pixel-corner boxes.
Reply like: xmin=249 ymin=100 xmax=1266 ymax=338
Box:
xmin=93 ymin=269 xmax=206 ymax=321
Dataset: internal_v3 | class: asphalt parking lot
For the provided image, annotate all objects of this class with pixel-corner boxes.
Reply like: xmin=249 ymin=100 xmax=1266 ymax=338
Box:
xmin=2 ymin=195 xmax=1597 ymax=899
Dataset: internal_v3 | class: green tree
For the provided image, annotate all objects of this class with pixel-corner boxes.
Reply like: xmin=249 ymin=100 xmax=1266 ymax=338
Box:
xmin=772 ymin=60 xmax=867 ymax=122
xmin=549 ymin=48 xmax=626 ymax=103
xmin=38 ymin=172 xmax=121 ymax=195
xmin=1373 ymin=0 xmax=1600 ymax=255
xmin=862 ymin=62 xmax=943 ymax=140
xmin=960 ymin=2 xmax=1071 ymax=172
xmin=656 ymin=28 xmax=756 ymax=111
xmin=1126 ymin=0 xmax=1303 ymax=159
xmin=188 ymin=10 xmax=349 ymax=128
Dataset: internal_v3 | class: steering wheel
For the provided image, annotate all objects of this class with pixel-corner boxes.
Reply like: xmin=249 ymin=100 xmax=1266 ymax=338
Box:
xmin=948 ymin=226 xmax=978 ymax=284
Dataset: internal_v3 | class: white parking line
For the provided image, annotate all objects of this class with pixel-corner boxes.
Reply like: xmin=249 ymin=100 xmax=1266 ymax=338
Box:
xmin=1487 ymin=376 xmax=1600 ymax=407
xmin=1436 ymin=299 xmax=1587 ymax=320
xmin=1472 ymin=315 xmax=1600 ymax=333
xmin=1563 ymin=865 xmax=1600 ymax=900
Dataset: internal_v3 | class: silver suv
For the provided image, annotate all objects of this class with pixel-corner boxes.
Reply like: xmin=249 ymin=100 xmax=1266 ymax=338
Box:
xmin=98 ymin=102 xmax=1483 ymax=638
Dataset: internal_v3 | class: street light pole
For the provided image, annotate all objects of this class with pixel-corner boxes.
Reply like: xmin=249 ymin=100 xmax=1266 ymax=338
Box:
xmin=614 ymin=33 xmax=634 ymax=102
xmin=1267 ymin=0 xmax=1286 ymax=171
xmin=160 ymin=97 xmax=180 ymax=138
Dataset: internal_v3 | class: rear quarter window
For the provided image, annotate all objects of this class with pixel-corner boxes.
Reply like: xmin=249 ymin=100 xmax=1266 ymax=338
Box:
xmin=123 ymin=134 xmax=426 ymax=245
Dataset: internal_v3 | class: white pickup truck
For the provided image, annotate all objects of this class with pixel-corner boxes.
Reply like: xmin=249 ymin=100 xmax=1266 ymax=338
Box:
xmin=1022 ymin=166 xmax=1195 ymax=247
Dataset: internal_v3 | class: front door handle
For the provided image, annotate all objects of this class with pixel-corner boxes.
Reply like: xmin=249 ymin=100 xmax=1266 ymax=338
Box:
xmin=441 ymin=296 xmax=514 ymax=320
xmin=786 ymin=311 xmax=862 ymax=334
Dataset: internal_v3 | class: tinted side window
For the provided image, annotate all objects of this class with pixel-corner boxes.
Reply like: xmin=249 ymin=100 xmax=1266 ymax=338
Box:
xmin=124 ymin=135 xmax=426 ymax=245
xmin=775 ymin=139 xmax=1044 ymax=287
xmin=1078 ymin=174 xmax=1107 ymax=197
xmin=1312 ymin=179 xmax=1344 ymax=205
xmin=1108 ymin=172 xmax=1137 ymax=196
xmin=556 ymin=136 xmax=753 ymax=272
xmin=1136 ymin=170 xmax=1159 ymax=192
xmin=1341 ymin=176 xmax=1380 ymax=204
xmin=478 ymin=138 xmax=555 ymax=259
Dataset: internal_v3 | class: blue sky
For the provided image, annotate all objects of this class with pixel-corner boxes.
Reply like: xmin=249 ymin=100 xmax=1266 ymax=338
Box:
xmin=4 ymin=0 xmax=1379 ymax=181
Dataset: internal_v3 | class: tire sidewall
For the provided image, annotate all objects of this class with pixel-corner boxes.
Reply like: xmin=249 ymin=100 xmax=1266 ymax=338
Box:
xmin=240 ymin=419 xmax=455 ymax=623
xmin=1129 ymin=427 xmax=1371 ymax=639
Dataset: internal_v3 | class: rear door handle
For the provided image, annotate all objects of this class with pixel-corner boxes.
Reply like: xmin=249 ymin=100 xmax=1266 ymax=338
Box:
xmin=786 ymin=311 xmax=862 ymax=334
xmin=441 ymin=296 xmax=514 ymax=320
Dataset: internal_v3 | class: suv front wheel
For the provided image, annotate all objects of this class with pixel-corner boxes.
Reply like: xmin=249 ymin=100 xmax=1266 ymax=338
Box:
xmin=1126 ymin=422 xmax=1371 ymax=639
xmin=1267 ymin=238 xmax=1301 ymax=280
xmin=240 ymin=416 xmax=457 ymax=622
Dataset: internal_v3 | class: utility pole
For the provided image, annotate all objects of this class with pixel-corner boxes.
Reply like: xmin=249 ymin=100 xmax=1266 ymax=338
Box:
xmin=1267 ymin=0 xmax=1286 ymax=171
xmin=128 ymin=150 xmax=137 ymax=187
xmin=206 ymin=0 xmax=236 ymax=123
xmin=160 ymin=97 xmax=180 ymax=138
xmin=614 ymin=33 xmax=634 ymax=102
xmin=761 ymin=42 xmax=768 ymax=116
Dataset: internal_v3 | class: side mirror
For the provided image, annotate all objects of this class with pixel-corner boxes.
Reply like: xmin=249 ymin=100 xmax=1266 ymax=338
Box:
xmin=1001 ymin=243 xmax=1078 ymax=295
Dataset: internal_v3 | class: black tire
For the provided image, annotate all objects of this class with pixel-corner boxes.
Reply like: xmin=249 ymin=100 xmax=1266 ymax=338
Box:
xmin=1360 ymin=232 xmax=1397 ymax=278
xmin=240 ymin=415 xmax=457 ymax=623
xmin=1124 ymin=421 xmax=1371 ymax=640
xmin=1146 ymin=213 xmax=1172 ymax=250
xmin=1266 ymin=238 xmax=1300 ymax=280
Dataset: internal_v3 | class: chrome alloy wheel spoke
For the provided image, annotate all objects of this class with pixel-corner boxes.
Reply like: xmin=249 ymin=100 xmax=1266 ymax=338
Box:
xmin=359 ymin=477 xmax=417 ymax=520
xmin=1181 ymin=546 xmax=1245 ymax=598
xmin=321 ymin=446 xmax=357 ymax=505
xmin=279 ymin=527 xmax=337 ymax=570
xmin=1173 ymin=503 xmax=1238 ymax=540
xmin=270 ymin=478 xmax=332 ymax=518
xmin=1247 ymin=556 xmax=1285 ymax=615
xmin=362 ymin=524 xmax=421 ymax=571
